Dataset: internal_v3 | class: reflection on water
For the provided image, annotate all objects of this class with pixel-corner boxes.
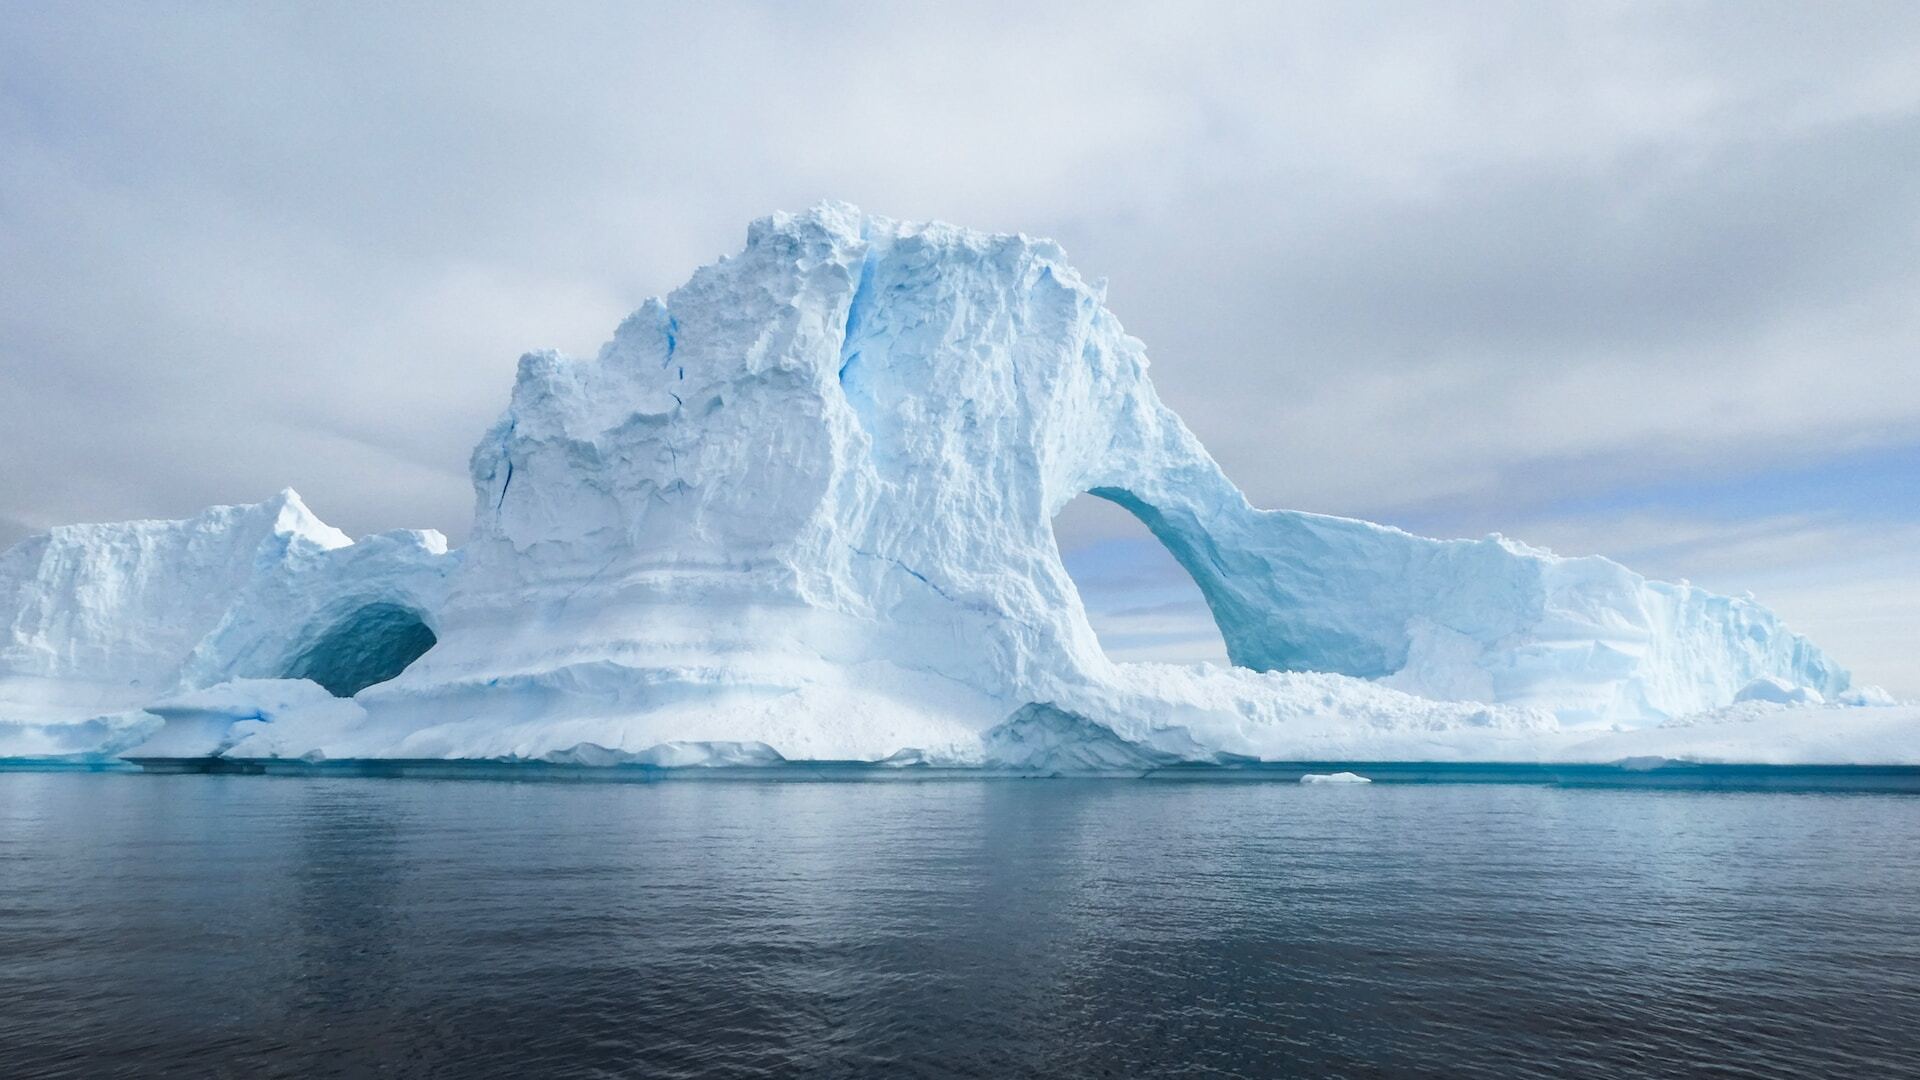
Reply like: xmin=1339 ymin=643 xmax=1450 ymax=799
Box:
xmin=2 ymin=774 xmax=1917 ymax=1078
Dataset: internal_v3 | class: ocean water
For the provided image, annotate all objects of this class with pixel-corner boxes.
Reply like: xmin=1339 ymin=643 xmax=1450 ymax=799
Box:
xmin=2 ymin=773 xmax=1916 ymax=1078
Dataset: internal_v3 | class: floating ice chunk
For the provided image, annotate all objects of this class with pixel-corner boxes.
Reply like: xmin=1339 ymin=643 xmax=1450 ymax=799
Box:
xmin=1301 ymin=771 xmax=1373 ymax=784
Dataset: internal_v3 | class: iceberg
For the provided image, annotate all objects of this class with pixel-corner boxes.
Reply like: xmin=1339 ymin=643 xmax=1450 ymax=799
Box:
xmin=0 ymin=491 xmax=449 ymax=757
xmin=2 ymin=204 xmax=1905 ymax=768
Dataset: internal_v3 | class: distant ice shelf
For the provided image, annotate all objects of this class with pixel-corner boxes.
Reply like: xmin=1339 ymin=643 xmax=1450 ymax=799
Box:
xmin=1 ymin=204 xmax=1906 ymax=770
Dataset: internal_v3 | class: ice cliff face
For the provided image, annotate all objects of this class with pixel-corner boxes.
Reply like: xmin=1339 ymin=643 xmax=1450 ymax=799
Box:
xmin=0 ymin=204 xmax=1873 ymax=765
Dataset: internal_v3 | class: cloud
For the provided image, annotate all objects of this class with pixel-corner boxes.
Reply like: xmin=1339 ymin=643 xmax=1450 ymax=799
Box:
xmin=2 ymin=2 xmax=1915 ymax=687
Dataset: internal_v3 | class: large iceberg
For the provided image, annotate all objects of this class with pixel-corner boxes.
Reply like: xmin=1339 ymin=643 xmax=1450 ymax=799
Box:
xmin=2 ymin=204 xmax=1904 ymax=767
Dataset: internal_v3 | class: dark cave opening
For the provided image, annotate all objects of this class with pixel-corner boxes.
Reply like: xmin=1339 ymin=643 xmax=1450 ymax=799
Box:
xmin=284 ymin=603 xmax=438 ymax=697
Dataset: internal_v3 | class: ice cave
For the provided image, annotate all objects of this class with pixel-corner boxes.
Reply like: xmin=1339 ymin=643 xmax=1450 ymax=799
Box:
xmin=282 ymin=603 xmax=438 ymax=698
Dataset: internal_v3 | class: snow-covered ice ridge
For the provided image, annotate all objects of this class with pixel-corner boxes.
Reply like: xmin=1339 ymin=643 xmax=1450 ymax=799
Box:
xmin=2 ymin=204 xmax=1907 ymax=768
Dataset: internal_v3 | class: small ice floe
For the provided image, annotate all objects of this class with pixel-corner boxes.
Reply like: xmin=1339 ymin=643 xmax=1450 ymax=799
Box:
xmin=1300 ymin=771 xmax=1372 ymax=784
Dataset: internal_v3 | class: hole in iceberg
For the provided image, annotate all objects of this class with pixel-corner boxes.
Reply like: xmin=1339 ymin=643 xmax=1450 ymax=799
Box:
xmin=283 ymin=603 xmax=438 ymax=698
xmin=1052 ymin=492 xmax=1230 ymax=665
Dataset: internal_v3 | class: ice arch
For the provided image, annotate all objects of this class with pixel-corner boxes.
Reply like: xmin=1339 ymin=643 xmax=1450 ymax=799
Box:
xmin=1053 ymin=491 xmax=1230 ymax=665
xmin=1078 ymin=483 xmax=1393 ymax=676
xmin=282 ymin=603 xmax=438 ymax=697
xmin=437 ymin=203 xmax=1846 ymax=735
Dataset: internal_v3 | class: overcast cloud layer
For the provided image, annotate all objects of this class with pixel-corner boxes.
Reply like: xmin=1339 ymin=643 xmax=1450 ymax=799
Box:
xmin=4 ymin=3 xmax=1917 ymax=693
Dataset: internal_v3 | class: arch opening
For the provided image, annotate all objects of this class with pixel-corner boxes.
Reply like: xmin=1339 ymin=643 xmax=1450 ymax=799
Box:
xmin=284 ymin=603 xmax=437 ymax=697
xmin=1052 ymin=491 xmax=1231 ymax=665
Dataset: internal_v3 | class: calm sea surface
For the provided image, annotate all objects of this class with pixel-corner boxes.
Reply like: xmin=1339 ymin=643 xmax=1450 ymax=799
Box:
xmin=2 ymin=772 xmax=1917 ymax=1078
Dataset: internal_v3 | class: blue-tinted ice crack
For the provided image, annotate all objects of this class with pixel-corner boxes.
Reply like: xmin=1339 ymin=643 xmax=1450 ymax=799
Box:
xmin=837 ymin=246 xmax=879 ymax=386
xmin=848 ymin=544 xmax=956 ymax=603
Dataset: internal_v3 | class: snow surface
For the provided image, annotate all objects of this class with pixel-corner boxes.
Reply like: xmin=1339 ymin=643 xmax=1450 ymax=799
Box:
xmin=2 ymin=204 xmax=1909 ymax=768
xmin=1564 ymin=699 xmax=1920 ymax=766
xmin=1733 ymin=675 xmax=1825 ymax=706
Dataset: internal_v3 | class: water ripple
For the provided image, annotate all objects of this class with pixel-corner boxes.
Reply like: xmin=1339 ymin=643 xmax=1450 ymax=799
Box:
xmin=1 ymin=776 xmax=1916 ymax=1077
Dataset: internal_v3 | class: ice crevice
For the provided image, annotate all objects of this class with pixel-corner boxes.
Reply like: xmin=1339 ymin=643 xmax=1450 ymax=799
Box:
xmin=846 ymin=543 xmax=959 ymax=605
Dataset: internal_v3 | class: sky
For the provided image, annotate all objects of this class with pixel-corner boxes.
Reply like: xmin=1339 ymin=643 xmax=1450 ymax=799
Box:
xmin=2 ymin=2 xmax=1916 ymax=694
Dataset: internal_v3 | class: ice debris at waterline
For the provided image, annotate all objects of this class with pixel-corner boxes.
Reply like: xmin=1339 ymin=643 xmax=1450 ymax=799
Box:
xmin=1 ymin=204 xmax=1910 ymax=769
